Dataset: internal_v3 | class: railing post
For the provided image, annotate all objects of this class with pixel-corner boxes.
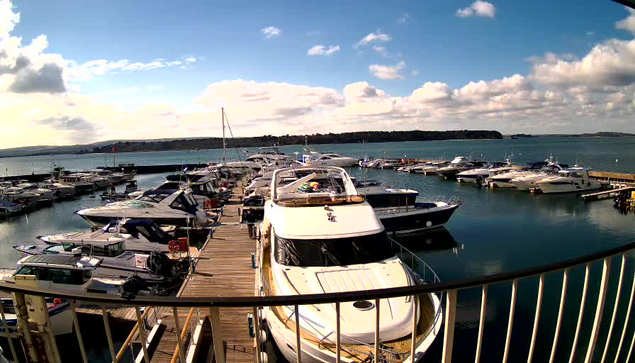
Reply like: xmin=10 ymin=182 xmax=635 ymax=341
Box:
xmin=173 ymin=307 xmax=187 ymax=363
xmin=614 ymin=261 xmax=635 ymax=363
xmin=336 ymin=302 xmax=341 ymax=363
xmin=295 ymin=305 xmax=302 ymax=363
xmin=584 ymin=257 xmax=612 ymax=363
xmin=410 ymin=296 xmax=417 ymax=361
xmin=502 ymin=279 xmax=519 ymax=363
xmin=254 ymin=307 xmax=262 ymax=363
xmin=442 ymin=290 xmax=457 ymax=363
xmin=527 ymin=274 xmax=545 ymax=363
xmin=0 ymin=303 xmax=19 ymax=361
xmin=550 ymin=268 xmax=570 ymax=363
xmin=375 ymin=298 xmax=380 ymax=363
xmin=68 ymin=300 xmax=88 ymax=363
xmin=135 ymin=306 xmax=151 ymax=363
xmin=569 ymin=263 xmax=591 ymax=363
xmin=474 ymin=285 xmax=487 ymax=363
xmin=101 ymin=306 xmax=117 ymax=362
xmin=600 ymin=254 xmax=625 ymax=363
xmin=209 ymin=306 xmax=226 ymax=363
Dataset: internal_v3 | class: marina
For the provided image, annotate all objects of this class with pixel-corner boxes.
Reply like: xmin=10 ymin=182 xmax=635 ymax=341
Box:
xmin=0 ymin=137 xmax=632 ymax=362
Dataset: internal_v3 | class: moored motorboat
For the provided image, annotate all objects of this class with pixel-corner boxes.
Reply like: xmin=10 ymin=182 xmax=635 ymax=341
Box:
xmin=536 ymin=167 xmax=602 ymax=194
xmin=302 ymin=151 xmax=359 ymax=167
xmin=355 ymin=180 xmax=460 ymax=235
xmin=76 ymin=189 xmax=210 ymax=227
xmin=259 ymin=166 xmax=442 ymax=363
xmin=36 ymin=219 xmax=176 ymax=253
xmin=437 ymin=157 xmax=484 ymax=179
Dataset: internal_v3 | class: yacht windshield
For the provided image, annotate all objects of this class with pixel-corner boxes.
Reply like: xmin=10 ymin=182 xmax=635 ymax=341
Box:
xmin=274 ymin=233 xmax=394 ymax=267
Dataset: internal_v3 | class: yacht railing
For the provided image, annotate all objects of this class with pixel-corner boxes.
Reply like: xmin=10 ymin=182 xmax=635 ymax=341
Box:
xmin=0 ymin=241 xmax=635 ymax=363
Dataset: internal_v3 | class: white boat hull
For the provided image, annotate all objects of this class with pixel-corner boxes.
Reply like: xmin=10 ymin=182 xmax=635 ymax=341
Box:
xmin=538 ymin=180 xmax=602 ymax=194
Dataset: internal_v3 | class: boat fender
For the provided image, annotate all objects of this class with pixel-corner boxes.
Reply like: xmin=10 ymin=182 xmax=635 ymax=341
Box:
xmin=260 ymin=352 xmax=269 ymax=363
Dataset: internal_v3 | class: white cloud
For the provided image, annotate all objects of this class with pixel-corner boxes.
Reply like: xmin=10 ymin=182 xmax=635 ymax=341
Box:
xmin=261 ymin=26 xmax=282 ymax=39
xmin=397 ymin=13 xmax=410 ymax=24
xmin=530 ymin=39 xmax=635 ymax=88
xmin=616 ymin=8 xmax=635 ymax=35
xmin=411 ymin=70 xmax=419 ymax=77
xmin=66 ymin=57 xmax=196 ymax=82
xmin=355 ymin=31 xmax=392 ymax=48
xmin=369 ymin=61 xmax=406 ymax=80
xmin=307 ymin=45 xmax=340 ymax=56
xmin=0 ymin=0 xmax=19 ymax=37
xmin=306 ymin=31 xmax=321 ymax=36
xmin=373 ymin=46 xmax=388 ymax=57
xmin=456 ymin=1 xmax=496 ymax=18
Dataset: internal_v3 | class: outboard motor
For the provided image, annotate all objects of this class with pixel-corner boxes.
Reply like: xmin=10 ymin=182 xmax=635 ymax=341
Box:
xmin=121 ymin=275 xmax=151 ymax=299
xmin=146 ymin=251 xmax=172 ymax=277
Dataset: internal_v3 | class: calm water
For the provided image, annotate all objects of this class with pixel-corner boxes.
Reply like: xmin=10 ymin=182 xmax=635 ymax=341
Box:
xmin=3 ymin=137 xmax=635 ymax=175
xmin=0 ymin=137 xmax=633 ymax=362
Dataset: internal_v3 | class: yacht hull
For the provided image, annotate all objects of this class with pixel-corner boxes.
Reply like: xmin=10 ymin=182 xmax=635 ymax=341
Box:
xmin=78 ymin=214 xmax=192 ymax=227
xmin=537 ymin=180 xmax=602 ymax=194
xmin=265 ymin=292 xmax=442 ymax=363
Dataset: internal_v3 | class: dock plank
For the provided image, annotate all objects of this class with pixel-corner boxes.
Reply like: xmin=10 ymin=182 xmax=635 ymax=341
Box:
xmin=152 ymin=186 xmax=256 ymax=363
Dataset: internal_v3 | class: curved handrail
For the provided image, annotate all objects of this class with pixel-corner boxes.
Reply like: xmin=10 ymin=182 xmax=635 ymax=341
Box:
xmin=1 ymin=241 xmax=633 ymax=307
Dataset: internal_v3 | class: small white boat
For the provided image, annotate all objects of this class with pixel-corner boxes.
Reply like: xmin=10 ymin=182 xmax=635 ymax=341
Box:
xmin=77 ymin=189 xmax=209 ymax=227
xmin=536 ymin=167 xmax=602 ymax=194
xmin=456 ymin=162 xmax=512 ymax=184
xmin=302 ymin=151 xmax=359 ymax=167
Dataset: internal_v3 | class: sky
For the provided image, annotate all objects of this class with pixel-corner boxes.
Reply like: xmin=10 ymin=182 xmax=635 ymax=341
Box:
xmin=1 ymin=0 xmax=635 ymax=148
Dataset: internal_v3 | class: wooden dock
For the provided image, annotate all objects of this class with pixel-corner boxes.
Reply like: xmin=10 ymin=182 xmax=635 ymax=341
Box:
xmin=582 ymin=186 xmax=635 ymax=201
xmin=150 ymin=187 xmax=257 ymax=363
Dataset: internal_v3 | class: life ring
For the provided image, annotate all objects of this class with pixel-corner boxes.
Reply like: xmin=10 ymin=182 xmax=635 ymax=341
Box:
xmin=168 ymin=240 xmax=179 ymax=252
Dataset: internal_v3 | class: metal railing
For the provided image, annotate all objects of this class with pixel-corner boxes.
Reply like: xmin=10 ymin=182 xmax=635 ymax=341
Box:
xmin=0 ymin=241 xmax=635 ymax=362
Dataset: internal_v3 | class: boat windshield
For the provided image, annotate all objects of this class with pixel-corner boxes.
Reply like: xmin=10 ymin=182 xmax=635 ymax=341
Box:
xmin=15 ymin=266 xmax=91 ymax=285
xmin=274 ymin=232 xmax=394 ymax=267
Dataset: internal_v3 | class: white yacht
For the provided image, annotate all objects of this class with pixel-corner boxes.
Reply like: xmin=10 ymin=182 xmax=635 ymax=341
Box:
xmin=437 ymin=157 xmax=484 ymax=179
xmin=509 ymin=163 xmax=566 ymax=191
xmin=456 ymin=162 xmax=513 ymax=184
xmin=5 ymin=255 xmax=153 ymax=297
xmin=36 ymin=219 xmax=176 ymax=253
xmin=15 ymin=183 xmax=55 ymax=204
xmin=411 ymin=161 xmax=449 ymax=175
xmin=13 ymin=239 xmax=178 ymax=284
xmin=259 ymin=166 xmax=442 ymax=363
xmin=487 ymin=160 xmax=562 ymax=188
xmin=77 ymin=189 xmax=209 ymax=226
xmin=302 ymin=151 xmax=359 ymax=167
xmin=42 ymin=181 xmax=76 ymax=199
xmin=223 ymin=147 xmax=293 ymax=171
xmin=536 ymin=167 xmax=602 ymax=194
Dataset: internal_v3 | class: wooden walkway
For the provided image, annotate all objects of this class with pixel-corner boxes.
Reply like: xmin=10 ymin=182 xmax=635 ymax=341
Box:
xmin=151 ymin=187 xmax=257 ymax=363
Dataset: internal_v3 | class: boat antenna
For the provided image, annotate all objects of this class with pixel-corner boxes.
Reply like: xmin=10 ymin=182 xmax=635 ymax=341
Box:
xmin=222 ymin=108 xmax=227 ymax=164
xmin=222 ymin=110 xmax=244 ymax=163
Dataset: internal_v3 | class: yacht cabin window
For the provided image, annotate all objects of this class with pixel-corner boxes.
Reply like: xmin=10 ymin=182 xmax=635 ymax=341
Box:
xmin=15 ymin=266 xmax=91 ymax=285
xmin=274 ymin=232 xmax=394 ymax=267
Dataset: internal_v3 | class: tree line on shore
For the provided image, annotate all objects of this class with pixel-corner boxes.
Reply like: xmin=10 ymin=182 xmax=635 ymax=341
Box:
xmin=86 ymin=130 xmax=503 ymax=154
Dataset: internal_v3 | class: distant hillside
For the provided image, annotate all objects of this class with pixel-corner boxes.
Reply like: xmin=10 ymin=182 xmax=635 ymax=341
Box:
xmin=0 ymin=130 xmax=503 ymax=158
xmin=89 ymin=130 xmax=503 ymax=154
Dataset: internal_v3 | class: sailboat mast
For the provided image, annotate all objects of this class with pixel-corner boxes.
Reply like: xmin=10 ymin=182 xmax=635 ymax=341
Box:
xmin=222 ymin=107 xmax=227 ymax=164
